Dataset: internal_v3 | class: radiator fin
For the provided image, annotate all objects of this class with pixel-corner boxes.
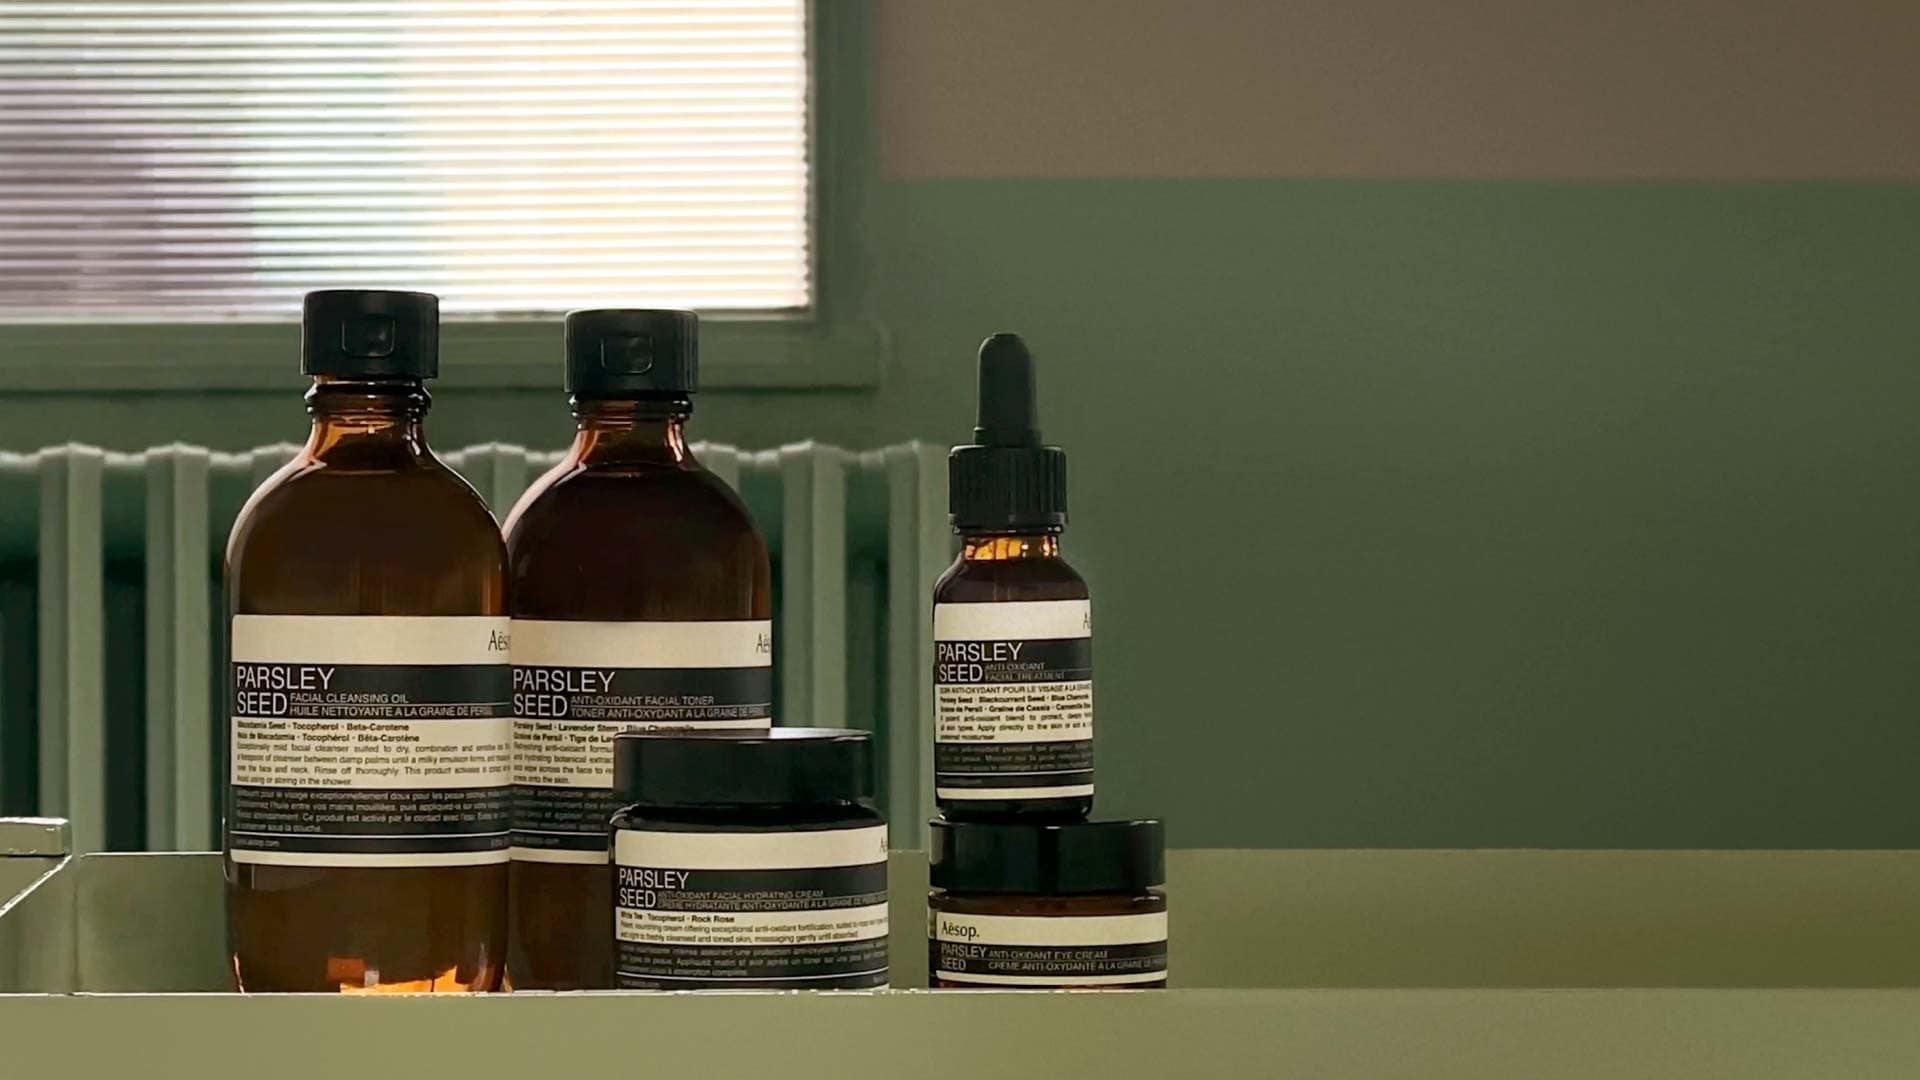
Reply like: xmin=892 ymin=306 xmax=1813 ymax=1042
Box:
xmin=0 ymin=440 xmax=948 ymax=851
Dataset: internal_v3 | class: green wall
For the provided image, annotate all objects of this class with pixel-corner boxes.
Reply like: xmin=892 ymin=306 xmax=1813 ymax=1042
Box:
xmin=4 ymin=179 xmax=1918 ymax=849
xmin=865 ymin=180 xmax=1920 ymax=849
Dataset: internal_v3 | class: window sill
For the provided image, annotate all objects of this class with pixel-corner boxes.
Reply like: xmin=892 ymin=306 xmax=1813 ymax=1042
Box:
xmin=0 ymin=314 xmax=885 ymax=393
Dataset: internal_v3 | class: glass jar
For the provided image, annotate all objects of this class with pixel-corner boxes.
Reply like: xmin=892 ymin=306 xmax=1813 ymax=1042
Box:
xmin=928 ymin=818 xmax=1166 ymax=989
xmin=610 ymin=729 xmax=889 ymax=990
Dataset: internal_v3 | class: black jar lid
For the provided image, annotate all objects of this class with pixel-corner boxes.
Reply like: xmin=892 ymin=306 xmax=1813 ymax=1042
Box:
xmin=613 ymin=728 xmax=873 ymax=807
xmin=930 ymin=818 xmax=1165 ymax=895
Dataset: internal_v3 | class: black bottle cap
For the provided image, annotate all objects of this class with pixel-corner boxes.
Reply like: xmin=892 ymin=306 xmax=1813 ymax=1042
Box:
xmin=948 ymin=333 xmax=1067 ymax=532
xmin=565 ymin=308 xmax=698 ymax=398
xmin=301 ymin=290 xmax=439 ymax=379
xmin=930 ymin=818 xmax=1164 ymax=895
xmin=613 ymin=728 xmax=873 ymax=807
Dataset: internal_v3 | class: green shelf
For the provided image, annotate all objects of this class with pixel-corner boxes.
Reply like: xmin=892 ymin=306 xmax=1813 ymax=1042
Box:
xmin=5 ymin=820 xmax=1920 ymax=1077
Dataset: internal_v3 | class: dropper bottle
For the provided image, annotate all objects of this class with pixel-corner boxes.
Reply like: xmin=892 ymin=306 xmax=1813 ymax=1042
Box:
xmin=932 ymin=333 xmax=1093 ymax=820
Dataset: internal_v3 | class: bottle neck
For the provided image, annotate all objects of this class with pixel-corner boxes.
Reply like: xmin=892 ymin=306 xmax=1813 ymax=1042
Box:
xmin=959 ymin=532 xmax=1062 ymax=562
xmin=303 ymin=377 xmax=431 ymax=465
xmin=569 ymin=396 xmax=692 ymax=466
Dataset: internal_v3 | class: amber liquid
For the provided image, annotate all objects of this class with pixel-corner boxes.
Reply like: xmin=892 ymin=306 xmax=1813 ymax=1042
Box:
xmin=932 ymin=533 xmax=1094 ymax=820
xmin=225 ymin=378 xmax=508 ymax=993
xmin=504 ymin=398 xmax=771 ymax=990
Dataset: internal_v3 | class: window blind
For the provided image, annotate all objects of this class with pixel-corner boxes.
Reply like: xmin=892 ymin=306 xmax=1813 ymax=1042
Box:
xmin=0 ymin=1 xmax=810 ymax=320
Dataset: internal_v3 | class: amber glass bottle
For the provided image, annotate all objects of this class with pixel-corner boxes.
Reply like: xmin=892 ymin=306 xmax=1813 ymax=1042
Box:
xmin=225 ymin=290 xmax=511 ymax=993
xmin=934 ymin=333 xmax=1093 ymax=820
xmin=504 ymin=309 xmax=772 ymax=990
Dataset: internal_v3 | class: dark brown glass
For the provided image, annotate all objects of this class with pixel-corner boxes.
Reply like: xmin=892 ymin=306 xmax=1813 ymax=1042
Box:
xmin=504 ymin=396 xmax=771 ymax=990
xmin=928 ymin=889 xmax=1167 ymax=989
xmin=225 ymin=377 xmax=508 ymax=993
xmin=932 ymin=533 xmax=1093 ymax=819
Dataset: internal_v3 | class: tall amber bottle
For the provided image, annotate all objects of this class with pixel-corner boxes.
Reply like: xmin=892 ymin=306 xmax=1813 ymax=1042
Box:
xmin=933 ymin=333 xmax=1094 ymax=820
xmin=225 ymin=290 xmax=511 ymax=993
xmin=504 ymin=309 xmax=772 ymax=990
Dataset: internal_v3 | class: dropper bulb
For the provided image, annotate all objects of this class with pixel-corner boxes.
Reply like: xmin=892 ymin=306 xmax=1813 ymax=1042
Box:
xmin=949 ymin=329 xmax=1067 ymax=531
xmin=975 ymin=332 xmax=1039 ymax=446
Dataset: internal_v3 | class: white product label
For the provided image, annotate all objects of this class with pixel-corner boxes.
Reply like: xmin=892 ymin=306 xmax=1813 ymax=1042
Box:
xmin=227 ymin=614 xmax=512 ymax=868
xmin=508 ymin=619 xmax=773 ymax=864
xmin=613 ymin=825 xmax=890 ymax=989
xmin=934 ymin=599 xmax=1093 ymax=801
xmin=930 ymin=910 xmax=1168 ymax=987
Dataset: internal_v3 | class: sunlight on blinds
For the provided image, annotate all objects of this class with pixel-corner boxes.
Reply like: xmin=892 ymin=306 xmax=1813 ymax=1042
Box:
xmin=0 ymin=1 xmax=810 ymax=320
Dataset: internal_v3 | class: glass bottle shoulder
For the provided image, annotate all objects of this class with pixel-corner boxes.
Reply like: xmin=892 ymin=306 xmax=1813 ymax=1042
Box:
xmin=503 ymin=458 xmax=770 ymax=620
xmin=504 ymin=459 xmax=763 ymax=558
xmin=933 ymin=545 xmax=1088 ymax=604
xmin=227 ymin=452 xmax=505 ymax=611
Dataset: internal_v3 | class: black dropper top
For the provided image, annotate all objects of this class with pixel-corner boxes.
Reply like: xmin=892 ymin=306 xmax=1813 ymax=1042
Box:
xmin=564 ymin=309 xmax=698 ymax=398
xmin=949 ymin=332 xmax=1067 ymax=532
xmin=301 ymin=290 xmax=439 ymax=379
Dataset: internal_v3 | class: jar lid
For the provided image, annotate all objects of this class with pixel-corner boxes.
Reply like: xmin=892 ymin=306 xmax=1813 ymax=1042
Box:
xmin=929 ymin=818 xmax=1165 ymax=894
xmin=613 ymin=728 xmax=873 ymax=807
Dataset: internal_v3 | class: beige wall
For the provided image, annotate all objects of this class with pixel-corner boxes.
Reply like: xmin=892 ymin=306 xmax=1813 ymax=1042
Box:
xmin=875 ymin=0 xmax=1920 ymax=179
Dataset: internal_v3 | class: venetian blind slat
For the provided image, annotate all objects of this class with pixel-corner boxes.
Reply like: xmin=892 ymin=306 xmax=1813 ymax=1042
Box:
xmin=0 ymin=0 xmax=810 ymax=319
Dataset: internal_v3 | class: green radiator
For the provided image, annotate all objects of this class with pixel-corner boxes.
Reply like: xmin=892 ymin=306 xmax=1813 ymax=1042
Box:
xmin=0 ymin=441 xmax=951 ymax=855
